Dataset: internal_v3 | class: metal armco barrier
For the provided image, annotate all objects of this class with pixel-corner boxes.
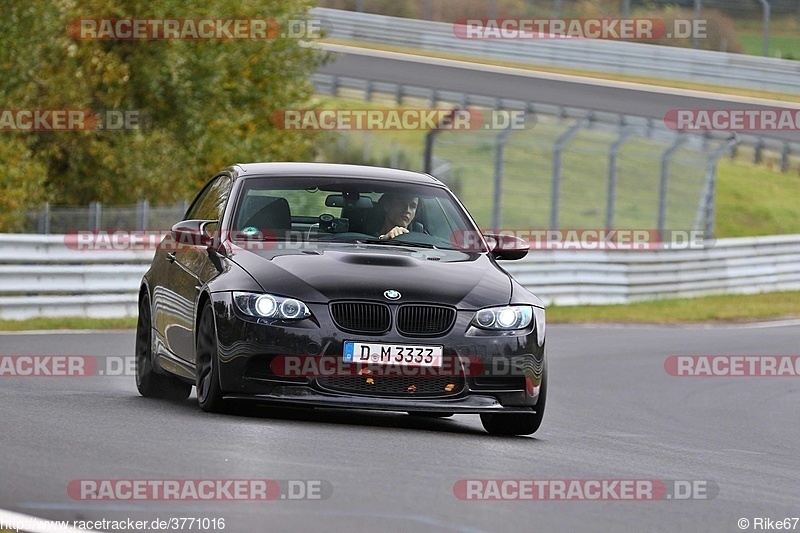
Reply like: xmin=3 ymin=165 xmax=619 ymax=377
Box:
xmin=505 ymin=235 xmax=800 ymax=305
xmin=313 ymin=7 xmax=800 ymax=94
xmin=0 ymin=235 xmax=152 ymax=320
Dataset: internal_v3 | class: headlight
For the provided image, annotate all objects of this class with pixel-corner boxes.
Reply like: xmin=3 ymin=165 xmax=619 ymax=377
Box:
xmin=471 ymin=305 xmax=532 ymax=330
xmin=233 ymin=292 xmax=311 ymax=320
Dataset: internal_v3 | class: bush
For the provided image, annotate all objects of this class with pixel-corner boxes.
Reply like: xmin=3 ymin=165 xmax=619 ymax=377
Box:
xmin=0 ymin=0 xmax=324 ymax=229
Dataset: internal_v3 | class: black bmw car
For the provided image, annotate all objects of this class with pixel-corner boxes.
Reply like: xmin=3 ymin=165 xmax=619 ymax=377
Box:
xmin=136 ymin=163 xmax=547 ymax=435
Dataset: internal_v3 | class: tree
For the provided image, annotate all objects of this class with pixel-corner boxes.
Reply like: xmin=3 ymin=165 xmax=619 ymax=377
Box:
xmin=0 ymin=0 xmax=325 ymax=228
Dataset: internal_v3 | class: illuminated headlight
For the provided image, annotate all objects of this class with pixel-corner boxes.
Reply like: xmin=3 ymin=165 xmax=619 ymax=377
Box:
xmin=233 ymin=292 xmax=311 ymax=320
xmin=471 ymin=305 xmax=532 ymax=330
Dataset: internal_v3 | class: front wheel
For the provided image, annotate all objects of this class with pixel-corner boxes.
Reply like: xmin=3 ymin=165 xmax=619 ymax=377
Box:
xmin=480 ymin=369 xmax=547 ymax=436
xmin=135 ymin=292 xmax=192 ymax=400
xmin=195 ymin=300 xmax=226 ymax=413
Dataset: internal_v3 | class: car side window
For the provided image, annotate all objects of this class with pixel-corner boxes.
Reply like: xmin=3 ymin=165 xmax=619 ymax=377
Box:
xmin=422 ymin=197 xmax=458 ymax=241
xmin=185 ymin=176 xmax=232 ymax=222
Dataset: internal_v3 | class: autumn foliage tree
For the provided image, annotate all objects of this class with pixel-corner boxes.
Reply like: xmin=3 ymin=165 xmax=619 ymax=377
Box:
xmin=0 ymin=0 xmax=324 ymax=229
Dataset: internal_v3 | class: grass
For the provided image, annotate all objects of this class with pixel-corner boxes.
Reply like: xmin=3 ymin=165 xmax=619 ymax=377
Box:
xmin=736 ymin=16 xmax=800 ymax=58
xmin=715 ymin=158 xmax=800 ymax=237
xmin=547 ymin=291 xmax=800 ymax=323
xmin=321 ymin=38 xmax=800 ymax=104
xmin=0 ymin=316 xmax=137 ymax=331
xmin=739 ymin=33 xmax=800 ymax=59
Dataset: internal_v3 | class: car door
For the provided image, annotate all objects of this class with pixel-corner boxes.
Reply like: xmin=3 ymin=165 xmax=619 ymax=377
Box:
xmin=154 ymin=174 xmax=232 ymax=363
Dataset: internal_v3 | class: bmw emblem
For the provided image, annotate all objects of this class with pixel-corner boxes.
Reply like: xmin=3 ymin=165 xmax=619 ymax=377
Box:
xmin=384 ymin=290 xmax=401 ymax=300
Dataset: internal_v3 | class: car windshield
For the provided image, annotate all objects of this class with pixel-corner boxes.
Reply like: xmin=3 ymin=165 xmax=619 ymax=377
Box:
xmin=229 ymin=176 xmax=486 ymax=252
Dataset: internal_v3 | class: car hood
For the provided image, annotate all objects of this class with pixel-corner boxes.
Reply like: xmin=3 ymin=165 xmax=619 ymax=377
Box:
xmin=227 ymin=244 xmax=512 ymax=309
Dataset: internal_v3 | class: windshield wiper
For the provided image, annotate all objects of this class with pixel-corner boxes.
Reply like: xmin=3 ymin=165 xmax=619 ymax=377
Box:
xmin=357 ymin=239 xmax=437 ymax=249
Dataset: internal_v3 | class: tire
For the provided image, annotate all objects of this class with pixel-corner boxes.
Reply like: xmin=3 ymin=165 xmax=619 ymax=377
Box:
xmin=195 ymin=300 xmax=226 ymax=413
xmin=409 ymin=412 xmax=454 ymax=418
xmin=480 ymin=368 xmax=547 ymax=436
xmin=135 ymin=292 xmax=192 ymax=400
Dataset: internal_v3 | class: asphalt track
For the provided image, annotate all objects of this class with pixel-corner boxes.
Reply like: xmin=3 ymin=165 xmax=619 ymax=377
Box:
xmin=318 ymin=44 xmax=800 ymax=144
xmin=2 ymin=324 xmax=799 ymax=532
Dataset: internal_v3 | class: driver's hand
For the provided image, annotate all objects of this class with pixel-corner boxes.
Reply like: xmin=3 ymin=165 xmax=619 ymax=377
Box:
xmin=380 ymin=227 xmax=409 ymax=240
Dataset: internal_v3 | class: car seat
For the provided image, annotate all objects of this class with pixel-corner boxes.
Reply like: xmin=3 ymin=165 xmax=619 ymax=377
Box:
xmin=239 ymin=196 xmax=292 ymax=236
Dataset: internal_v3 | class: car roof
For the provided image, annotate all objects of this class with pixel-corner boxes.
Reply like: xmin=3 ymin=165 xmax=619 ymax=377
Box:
xmin=230 ymin=162 xmax=446 ymax=187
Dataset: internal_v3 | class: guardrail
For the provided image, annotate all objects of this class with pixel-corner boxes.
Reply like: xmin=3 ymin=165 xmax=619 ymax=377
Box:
xmin=0 ymin=235 xmax=152 ymax=320
xmin=313 ymin=7 xmax=800 ymax=94
xmin=1 ymin=234 xmax=798 ymax=319
xmin=505 ymin=235 xmax=800 ymax=305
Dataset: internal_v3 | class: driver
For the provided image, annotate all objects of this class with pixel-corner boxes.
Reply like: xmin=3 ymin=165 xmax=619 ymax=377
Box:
xmin=376 ymin=193 xmax=419 ymax=240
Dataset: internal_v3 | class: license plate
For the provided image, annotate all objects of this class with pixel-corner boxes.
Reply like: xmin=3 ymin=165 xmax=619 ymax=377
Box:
xmin=343 ymin=341 xmax=443 ymax=368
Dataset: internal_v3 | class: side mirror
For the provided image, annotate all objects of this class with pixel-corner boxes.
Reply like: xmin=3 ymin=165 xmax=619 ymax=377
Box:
xmin=484 ymin=233 xmax=529 ymax=261
xmin=170 ymin=220 xmax=217 ymax=248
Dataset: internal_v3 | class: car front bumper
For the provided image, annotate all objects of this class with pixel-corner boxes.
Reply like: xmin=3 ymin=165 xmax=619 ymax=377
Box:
xmin=210 ymin=293 xmax=546 ymax=413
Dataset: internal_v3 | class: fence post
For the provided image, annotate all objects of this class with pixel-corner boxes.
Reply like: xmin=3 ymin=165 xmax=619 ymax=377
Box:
xmin=423 ymin=107 xmax=461 ymax=174
xmin=754 ymin=137 xmax=764 ymax=164
xmin=658 ymin=135 xmax=688 ymax=235
xmin=337 ymin=135 xmax=345 ymax=161
xmin=37 ymin=202 xmax=51 ymax=235
xmin=780 ymin=142 xmax=790 ymax=172
xmin=491 ymin=124 xmax=516 ymax=230
xmin=330 ymin=75 xmax=339 ymax=97
xmin=365 ymin=79 xmax=373 ymax=102
xmin=362 ymin=131 xmax=371 ymax=162
xmin=88 ymin=201 xmax=103 ymax=231
xmin=550 ymin=119 xmax=588 ymax=229
xmin=136 ymin=199 xmax=149 ymax=231
xmin=606 ymin=129 xmax=637 ymax=230
xmin=756 ymin=0 xmax=771 ymax=56
xmin=694 ymin=138 xmax=739 ymax=239
xmin=693 ymin=0 xmax=702 ymax=49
